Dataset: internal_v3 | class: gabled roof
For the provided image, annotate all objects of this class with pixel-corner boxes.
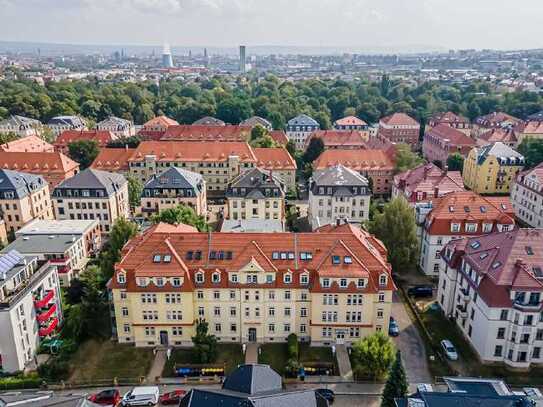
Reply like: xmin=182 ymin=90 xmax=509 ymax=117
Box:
xmin=0 ymin=151 xmax=79 ymax=174
xmin=223 ymin=364 xmax=281 ymax=395
xmin=160 ymin=125 xmax=250 ymax=142
xmin=306 ymin=130 xmax=367 ymax=149
xmin=477 ymin=128 xmax=518 ymax=145
xmin=429 ymin=111 xmax=470 ymax=125
xmin=96 ymin=116 xmax=132 ymax=128
xmin=227 ymin=167 xmax=284 ymax=192
xmin=192 ymin=116 xmax=225 ymax=126
xmin=393 ymin=163 xmax=464 ymax=198
xmin=522 ymin=121 xmax=543 ymax=134
xmin=380 ymin=112 xmax=419 ymax=126
xmin=0 ymin=169 xmax=48 ymax=198
xmin=426 ymin=124 xmax=475 ymax=146
xmin=287 ymin=114 xmax=319 ymax=127
xmin=240 ymin=116 xmax=272 ymax=129
xmin=253 ymin=148 xmax=296 ymax=170
xmin=91 ymin=147 xmax=135 ymax=172
xmin=475 ymin=142 xmax=524 ymax=165
xmin=143 ymin=115 xmax=178 ymax=128
xmin=527 ymin=110 xmax=543 ymax=122
xmin=0 ymin=115 xmax=41 ymax=128
xmin=334 ymin=116 xmax=368 ymax=126
xmin=55 ymin=168 xmax=127 ymax=194
xmin=0 ymin=135 xmax=54 ymax=153
xmin=313 ymin=149 xmax=395 ymax=171
xmin=143 ymin=167 xmax=203 ymax=191
xmin=268 ymin=130 xmax=289 ymax=145
xmin=312 ymin=164 xmax=369 ymax=187
xmin=55 ymin=130 xmax=117 ymax=148
xmin=47 ymin=116 xmax=86 ymax=127
xmin=474 ymin=112 xmax=521 ymax=127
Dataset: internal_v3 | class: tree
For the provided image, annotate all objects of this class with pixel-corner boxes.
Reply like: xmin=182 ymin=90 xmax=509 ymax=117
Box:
xmin=381 ymin=351 xmax=408 ymax=407
xmin=0 ymin=132 xmax=18 ymax=144
xmin=192 ymin=319 xmax=218 ymax=364
xmin=446 ymin=153 xmax=465 ymax=172
xmin=250 ymin=124 xmax=268 ymax=141
xmin=67 ymin=139 xmax=100 ymax=169
xmin=518 ymin=138 xmax=543 ymax=168
xmin=368 ymin=197 xmax=418 ymax=274
xmin=151 ymin=204 xmax=208 ymax=231
xmin=394 ymin=143 xmax=424 ymax=173
xmin=303 ymin=137 xmax=324 ymax=165
xmin=351 ymin=332 xmax=395 ymax=380
xmin=99 ymin=217 xmax=138 ymax=280
xmin=127 ymin=175 xmax=143 ymax=209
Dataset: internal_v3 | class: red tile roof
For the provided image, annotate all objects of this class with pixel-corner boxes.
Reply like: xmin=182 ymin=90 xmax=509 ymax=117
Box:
xmin=477 ymin=128 xmax=518 ymax=145
xmin=380 ymin=113 xmax=419 ymax=126
xmin=54 ymin=130 xmax=117 ymax=149
xmin=427 ymin=124 xmax=475 ymax=147
xmin=0 ymin=151 xmax=79 ymax=173
xmin=306 ymin=130 xmax=367 ymax=149
xmin=269 ymin=130 xmax=289 ymax=145
xmin=129 ymin=141 xmax=257 ymax=163
xmin=143 ymin=115 xmax=179 ymax=128
xmin=253 ymin=148 xmax=297 ymax=170
xmin=313 ymin=149 xmax=395 ymax=171
xmin=91 ymin=147 xmax=136 ymax=172
xmin=474 ymin=112 xmax=521 ymax=127
xmin=0 ymin=135 xmax=54 ymax=153
xmin=160 ymin=125 xmax=251 ymax=142
xmin=334 ymin=116 xmax=368 ymax=126
xmin=394 ymin=163 xmax=465 ymax=201
xmin=522 ymin=121 xmax=543 ymax=134
xmin=429 ymin=111 xmax=470 ymax=125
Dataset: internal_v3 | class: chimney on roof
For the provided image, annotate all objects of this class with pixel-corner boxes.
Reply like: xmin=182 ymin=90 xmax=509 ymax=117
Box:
xmin=434 ymin=187 xmax=439 ymax=198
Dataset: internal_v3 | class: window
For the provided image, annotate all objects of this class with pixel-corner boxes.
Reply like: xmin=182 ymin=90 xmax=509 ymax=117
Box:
xmin=300 ymin=274 xmax=309 ymax=285
xmin=153 ymin=254 xmax=161 ymax=263
xmin=163 ymin=255 xmax=171 ymax=263
xmin=284 ymin=273 xmax=292 ymax=284
xmin=339 ymin=279 xmax=347 ymax=288
xmin=284 ymin=291 xmax=291 ymax=300
xmin=301 ymin=308 xmax=307 ymax=317
xmin=198 ymin=307 xmax=204 ymax=317
xmin=322 ymin=278 xmax=330 ymax=288
xmin=451 ymin=223 xmax=461 ymax=232
xmin=197 ymin=291 xmax=204 ymax=299
xmin=500 ymin=309 xmax=508 ymax=321
xmin=269 ymin=323 xmax=275 ymax=333
xmin=121 ymin=307 xmax=128 ymax=317
xmin=332 ymin=256 xmax=341 ymax=264
xmin=494 ymin=345 xmax=503 ymax=357
xmin=212 ymin=273 xmax=221 ymax=283
xmin=497 ymin=327 xmax=506 ymax=339
xmin=231 ymin=274 xmax=238 ymax=283
xmin=284 ymin=307 xmax=291 ymax=317
xmin=357 ymin=279 xmax=365 ymax=288
xmin=117 ymin=273 xmax=126 ymax=284
xmin=534 ymin=347 xmax=541 ymax=359
xmin=230 ymin=324 xmax=237 ymax=332
xmin=284 ymin=323 xmax=291 ymax=332
xmin=195 ymin=273 xmax=204 ymax=283
xmin=378 ymin=293 xmax=385 ymax=302
xmin=344 ymin=256 xmax=352 ymax=264
xmin=379 ymin=274 xmax=387 ymax=286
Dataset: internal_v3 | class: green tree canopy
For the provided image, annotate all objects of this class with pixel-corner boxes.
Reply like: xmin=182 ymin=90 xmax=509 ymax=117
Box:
xmin=394 ymin=143 xmax=425 ymax=173
xmin=67 ymin=139 xmax=100 ymax=169
xmin=518 ymin=138 xmax=543 ymax=169
xmin=99 ymin=217 xmax=138 ymax=281
xmin=446 ymin=153 xmax=465 ymax=172
xmin=127 ymin=175 xmax=143 ymax=209
xmin=351 ymin=332 xmax=395 ymax=380
xmin=381 ymin=351 xmax=408 ymax=407
xmin=368 ymin=197 xmax=419 ymax=274
xmin=192 ymin=319 xmax=218 ymax=364
xmin=151 ymin=204 xmax=208 ymax=231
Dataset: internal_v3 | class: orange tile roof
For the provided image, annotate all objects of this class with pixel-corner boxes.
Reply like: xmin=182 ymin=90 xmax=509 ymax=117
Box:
xmin=160 ymin=125 xmax=251 ymax=142
xmin=0 ymin=135 xmax=55 ymax=153
xmin=91 ymin=147 xmax=136 ymax=172
xmin=143 ymin=115 xmax=179 ymax=128
xmin=268 ymin=130 xmax=289 ymax=145
xmin=477 ymin=128 xmax=518 ymax=145
xmin=306 ymin=130 xmax=367 ymax=149
xmin=429 ymin=111 xmax=470 ymax=125
xmin=425 ymin=191 xmax=514 ymax=235
xmin=427 ymin=124 xmax=475 ymax=146
xmin=54 ymin=130 xmax=117 ymax=148
xmin=253 ymin=148 xmax=297 ymax=170
xmin=111 ymin=222 xmax=394 ymax=292
xmin=313 ymin=149 xmax=395 ymax=171
xmin=334 ymin=116 xmax=368 ymax=126
xmin=380 ymin=112 xmax=419 ymax=126
xmin=129 ymin=141 xmax=257 ymax=163
xmin=522 ymin=121 xmax=543 ymax=134
xmin=0 ymin=151 xmax=79 ymax=178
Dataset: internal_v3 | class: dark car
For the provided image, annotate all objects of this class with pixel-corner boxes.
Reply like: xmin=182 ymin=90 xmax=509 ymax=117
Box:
xmin=159 ymin=390 xmax=187 ymax=405
xmin=88 ymin=389 xmax=121 ymax=406
xmin=315 ymin=388 xmax=335 ymax=404
xmin=407 ymin=285 xmax=433 ymax=298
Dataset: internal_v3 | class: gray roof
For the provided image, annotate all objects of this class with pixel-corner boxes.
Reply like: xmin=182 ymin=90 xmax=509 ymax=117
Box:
xmin=528 ymin=110 xmax=543 ymax=121
xmin=47 ymin=116 xmax=86 ymax=127
xmin=55 ymin=168 xmax=127 ymax=195
xmin=0 ymin=249 xmax=26 ymax=283
xmin=16 ymin=219 xmax=98 ymax=237
xmin=0 ymin=392 xmax=99 ymax=407
xmin=287 ymin=114 xmax=319 ymax=127
xmin=3 ymin=234 xmax=80 ymax=255
xmin=398 ymin=392 xmax=532 ymax=407
xmin=240 ymin=116 xmax=272 ymax=129
xmin=312 ymin=164 xmax=369 ymax=187
xmin=0 ymin=115 xmax=41 ymax=128
xmin=221 ymin=219 xmax=284 ymax=233
xmin=143 ymin=167 xmax=203 ymax=191
xmin=227 ymin=168 xmax=284 ymax=192
xmin=0 ymin=169 xmax=48 ymax=199
xmin=97 ymin=116 xmax=132 ymax=128
xmin=192 ymin=116 xmax=225 ymax=126
xmin=477 ymin=142 xmax=524 ymax=165
xmin=223 ymin=364 xmax=281 ymax=395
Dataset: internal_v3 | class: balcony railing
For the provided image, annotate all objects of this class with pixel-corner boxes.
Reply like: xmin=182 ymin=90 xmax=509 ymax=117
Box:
xmin=38 ymin=317 xmax=59 ymax=337
xmin=0 ymin=263 xmax=54 ymax=309
xmin=36 ymin=303 xmax=57 ymax=323
xmin=34 ymin=289 xmax=55 ymax=309
xmin=513 ymin=300 xmax=541 ymax=311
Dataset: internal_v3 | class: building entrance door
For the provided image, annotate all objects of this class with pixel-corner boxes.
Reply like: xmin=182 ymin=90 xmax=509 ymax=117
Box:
xmin=160 ymin=330 xmax=169 ymax=346
xmin=336 ymin=330 xmax=345 ymax=344
xmin=248 ymin=328 xmax=257 ymax=342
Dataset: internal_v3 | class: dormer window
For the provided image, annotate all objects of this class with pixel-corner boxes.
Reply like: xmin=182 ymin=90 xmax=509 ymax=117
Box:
xmin=117 ymin=272 xmax=126 ymax=284
xmin=284 ymin=273 xmax=292 ymax=284
xmin=340 ymin=278 xmax=347 ymax=288
xmin=266 ymin=274 xmax=274 ymax=283
xmin=300 ymin=274 xmax=309 ymax=285
xmin=212 ymin=273 xmax=221 ymax=283
xmin=332 ymin=256 xmax=341 ymax=265
xmin=172 ymin=278 xmax=181 ymax=287
xmin=379 ymin=274 xmax=387 ymax=286
xmin=163 ymin=255 xmax=172 ymax=263
xmin=137 ymin=278 xmax=148 ymax=287
xmin=231 ymin=274 xmax=238 ymax=283
xmin=155 ymin=277 xmax=164 ymax=286
xmin=344 ymin=256 xmax=352 ymax=264
xmin=322 ymin=278 xmax=330 ymax=288
xmin=357 ymin=279 xmax=365 ymax=288
xmin=465 ymin=223 xmax=477 ymax=233
xmin=451 ymin=223 xmax=461 ymax=233
xmin=195 ymin=272 xmax=204 ymax=283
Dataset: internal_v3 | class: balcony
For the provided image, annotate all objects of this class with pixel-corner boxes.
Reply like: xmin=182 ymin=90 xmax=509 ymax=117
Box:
xmin=38 ymin=317 xmax=59 ymax=337
xmin=460 ymin=288 xmax=470 ymax=302
xmin=34 ymin=289 xmax=55 ymax=309
xmin=456 ymin=304 xmax=468 ymax=319
xmin=36 ymin=303 xmax=57 ymax=323
xmin=513 ymin=300 xmax=541 ymax=312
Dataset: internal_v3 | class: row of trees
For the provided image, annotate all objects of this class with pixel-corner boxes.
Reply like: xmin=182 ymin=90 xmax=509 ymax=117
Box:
xmin=1 ymin=75 xmax=541 ymax=130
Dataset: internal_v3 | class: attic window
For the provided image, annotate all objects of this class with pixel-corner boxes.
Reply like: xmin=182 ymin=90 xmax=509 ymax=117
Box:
xmin=448 ymin=206 xmax=454 ymax=213
xmin=464 ymin=206 xmax=470 ymax=213
xmin=217 ymin=251 xmax=225 ymax=260
xmin=480 ymin=206 xmax=487 ymax=213
xmin=195 ymin=251 xmax=202 ymax=260
xmin=501 ymin=204 xmax=507 ymax=210
xmin=479 ymin=253 xmax=488 ymax=260
xmin=226 ymin=251 xmax=233 ymax=260
xmin=186 ymin=251 xmax=193 ymax=260
xmin=288 ymin=252 xmax=295 ymax=260
xmin=332 ymin=256 xmax=341 ymax=265
xmin=470 ymin=241 xmax=481 ymax=249
xmin=300 ymin=252 xmax=313 ymax=260
xmin=209 ymin=251 xmax=217 ymax=260
xmin=492 ymin=261 xmax=502 ymax=269
xmin=272 ymin=252 xmax=279 ymax=260
xmin=526 ymin=246 xmax=534 ymax=255
xmin=163 ymin=255 xmax=172 ymax=263
xmin=153 ymin=255 xmax=161 ymax=263
xmin=533 ymin=267 xmax=543 ymax=278
xmin=117 ymin=273 xmax=126 ymax=284
xmin=344 ymin=256 xmax=353 ymax=264
xmin=280 ymin=252 xmax=287 ymax=260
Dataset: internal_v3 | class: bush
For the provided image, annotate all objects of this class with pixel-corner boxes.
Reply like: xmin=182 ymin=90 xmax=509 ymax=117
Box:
xmin=285 ymin=334 xmax=300 ymax=377
xmin=351 ymin=332 xmax=395 ymax=380
xmin=0 ymin=374 xmax=41 ymax=390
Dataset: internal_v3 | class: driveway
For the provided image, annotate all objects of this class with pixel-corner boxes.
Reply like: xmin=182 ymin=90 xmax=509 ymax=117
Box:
xmin=391 ymin=292 xmax=432 ymax=385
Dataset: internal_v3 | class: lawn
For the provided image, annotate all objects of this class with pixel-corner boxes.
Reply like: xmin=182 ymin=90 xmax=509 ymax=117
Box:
xmin=258 ymin=343 xmax=289 ymax=375
xmin=162 ymin=344 xmax=244 ymax=377
xmin=68 ymin=339 xmax=154 ymax=383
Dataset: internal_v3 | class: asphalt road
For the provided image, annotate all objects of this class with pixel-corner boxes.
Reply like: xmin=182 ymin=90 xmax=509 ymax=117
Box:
xmin=391 ymin=292 xmax=433 ymax=385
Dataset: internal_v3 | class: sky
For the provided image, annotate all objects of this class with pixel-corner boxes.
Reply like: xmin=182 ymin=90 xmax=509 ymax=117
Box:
xmin=0 ymin=0 xmax=542 ymax=51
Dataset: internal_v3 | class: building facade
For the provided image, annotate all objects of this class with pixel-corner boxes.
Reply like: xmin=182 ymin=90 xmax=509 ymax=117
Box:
xmin=308 ymin=164 xmax=370 ymax=230
xmin=422 ymin=124 xmax=476 ymax=167
xmin=438 ymin=229 xmax=543 ymax=369
xmin=378 ymin=113 xmax=420 ymax=149
xmin=0 ymin=251 xmax=62 ymax=373
xmin=419 ymin=191 xmax=515 ymax=276
xmin=305 ymin=130 xmax=368 ymax=150
xmin=427 ymin=111 xmax=471 ymax=134
xmin=333 ymin=116 xmax=368 ymax=131
xmin=0 ymin=115 xmax=42 ymax=138
xmin=511 ymin=164 xmax=543 ymax=228
xmin=108 ymin=223 xmax=394 ymax=347
xmin=141 ymin=167 xmax=207 ymax=218
xmin=46 ymin=116 xmax=87 ymax=137
xmin=53 ymin=169 xmax=129 ymax=234
xmin=0 ymin=170 xmax=54 ymax=234
xmin=96 ymin=116 xmax=135 ymax=138
xmin=463 ymin=142 xmax=525 ymax=194
xmin=54 ymin=130 xmax=118 ymax=153
xmin=285 ymin=114 xmax=320 ymax=150
xmin=225 ymin=168 xmax=285 ymax=223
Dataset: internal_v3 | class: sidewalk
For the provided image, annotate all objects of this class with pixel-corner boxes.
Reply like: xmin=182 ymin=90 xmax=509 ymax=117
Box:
xmin=335 ymin=344 xmax=353 ymax=380
xmin=245 ymin=343 xmax=258 ymax=364
xmin=146 ymin=349 xmax=166 ymax=383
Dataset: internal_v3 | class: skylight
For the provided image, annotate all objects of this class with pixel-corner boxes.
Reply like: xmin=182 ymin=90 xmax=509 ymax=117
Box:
xmin=480 ymin=206 xmax=487 ymax=213
xmin=448 ymin=206 xmax=455 ymax=213
xmin=533 ymin=267 xmax=543 ymax=278
xmin=479 ymin=253 xmax=488 ymax=260
xmin=492 ymin=261 xmax=502 ymax=269
xmin=163 ymin=255 xmax=172 ymax=263
xmin=470 ymin=241 xmax=481 ymax=249
xmin=153 ymin=254 xmax=161 ymax=263
xmin=464 ymin=206 xmax=470 ymax=213
xmin=525 ymin=246 xmax=534 ymax=255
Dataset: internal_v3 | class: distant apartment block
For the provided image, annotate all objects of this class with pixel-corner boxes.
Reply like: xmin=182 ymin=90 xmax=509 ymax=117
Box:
xmin=285 ymin=114 xmax=320 ymax=150
xmin=422 ymin=124 xmax=475 ymax=167
xmin=46 ymin=116 xmax=87 ymax=137
xmin=96 ymin=116 xmax=135 ymax=138
xmin=378 ymin=113 xmax=420 ymax=148
xmin=511 ymin=164 xmax=543 ymax=228
xmin=0 ymin=115 xmax=42 ymax=138
xmin=427 ymin=111 xmax=471 ymax=134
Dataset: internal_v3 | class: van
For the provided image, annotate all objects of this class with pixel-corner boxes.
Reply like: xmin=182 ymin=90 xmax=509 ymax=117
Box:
xmin=120 ymin=386 xmax=160 ymax=407
xmin=407 ymin=285 xmax=433 ymax=298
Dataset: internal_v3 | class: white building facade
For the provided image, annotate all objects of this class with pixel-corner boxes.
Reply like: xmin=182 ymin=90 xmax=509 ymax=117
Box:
xmin=511 ymin=165 xmax=543 ymax=228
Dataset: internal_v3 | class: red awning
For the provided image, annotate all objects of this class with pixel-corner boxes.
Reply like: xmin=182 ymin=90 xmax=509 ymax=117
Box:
xmin=36 ymin=303 xmax=57 ymax=323
xmin=39 ymin=317 xmax=59 ymax=337
xmin=34 ymin=289 xmax=55 ymax=309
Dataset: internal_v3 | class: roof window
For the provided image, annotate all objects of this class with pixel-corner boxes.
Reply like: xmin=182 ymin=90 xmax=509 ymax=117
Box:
xmin=448 ymin=206 xmax=454 ymax=213
xmin=332 ymin=256 xmax=341 ymax=265
xmin=480 ymin=206 xmax=487 ymax=213
xmin=344 ymin=256 xmax=353 ymax=264
xmin=163 ymin=255 xmax=172 ymax=263
xmin=153 ymin=254 xmax=161 ymax=263
xmin=525 ymin=246 xmax=534 ymax=255
xmin=470 ymin=241 xmax=481 ymax=249
xmin=492 ymin=261 xmax=502 ymax=269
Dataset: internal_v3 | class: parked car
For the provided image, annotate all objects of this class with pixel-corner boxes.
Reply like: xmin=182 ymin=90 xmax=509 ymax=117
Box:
xmin=388 ymin=316 xmax=400 ymax=337
xmin=159 ymin=390 xmax=187 ymax=405
xmin=121 ymin=387 xmax=160 ymax=407
xmin=315 ymin=388 xmax=335 ymax=404
xmin=440 ymin=339 xmax=459 ymax=361
xmin=88 ymin=389 xmax=121 ymax=406
xmin=407 ymin=285 xmax=434 ymax=298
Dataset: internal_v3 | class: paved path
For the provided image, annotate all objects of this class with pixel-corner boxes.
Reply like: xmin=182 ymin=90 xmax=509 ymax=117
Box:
xmin=335 ymin=344 xmax=353 ymax=380
xmin=146 ymin=349 xmax=166 ymax=383
xmin=391 ymin=292 xmax=432 ymax=385
xmin=245 ymin=343 xmax=258 ymax=364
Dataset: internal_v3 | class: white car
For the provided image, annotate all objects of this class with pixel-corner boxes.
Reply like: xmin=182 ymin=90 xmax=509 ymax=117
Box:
xmin=121 ymin=386 xmax=160 ymax=407
xmin=440 ymin=339 xmax=458 ymax=361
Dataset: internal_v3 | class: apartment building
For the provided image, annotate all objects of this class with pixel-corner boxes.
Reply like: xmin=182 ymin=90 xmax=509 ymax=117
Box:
xmin=518 ymin=121 xmax=543 ymax=145
xmin=160 ymin=125 xmax=251 ymax=142
xmin=378 ymin=113 xmax=420 ymax=149
xmin=138 ymin=116 xmax=179 ymax=140
xmin=225 ymin=168 xmax=285 ymax=223
xmin=427 ymin=111 xmax=471 ymax=134
xmin=96 ymin=116 xmax=135 ymax=138
xmin=422 ymin=124 xmax=476 ymax=167
xmin=0 ymin=251 xmax=62 ymax=373
xmin=91 ymin=147 xmax=135 ymax=176
xmin=240 ymin=116 xmax=273 ymax=131
xmin=438 ymin=229 xmax=543 ymax=369
xmin=304 ymin=130 xmax=368 ymax=150
xmin=54 ymin=130 xmax=117 ymax=153
xmin=46 ymin=116 xmax=87 ymax=137
xmin=0 ymin=151 xmax=79 ymax=189
xmin=476 ymin=128 xmax=519 ymax=149
xmin=308 ymin=164 xmax=370 ymax=230
xmin=285 ymin=114 xmax=320 ymax=150
xmin=463 ymin=142 xmax=525 ymax=194
xmin=0 ymin=170 xmax=54 ymax=234
xmin=141 ymin=167 xmax=207 ymax=218
xmin=253 ymin=148 xmax=296 ymax=193
xmin=419 ymin=191 xmax=515 ymax=276
xmin=333 ymin=116 xmax=368 ymax=131
xmin=108 ymin=222 xmax=394 ymax=347
xmin=0 ymin=135 xmax=55 ymax=153
xmin=313 ymin=149 xmax=395 ymax=196
xmin=511 ymin=164 xmax=543 ymax=227
xmin=0 ymin=115 xmax=42 ymax=138
xmin=53 ymin=169 xmax=129 ymax=234
xmin=472 ymin=112 xmax=522 ymax=137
